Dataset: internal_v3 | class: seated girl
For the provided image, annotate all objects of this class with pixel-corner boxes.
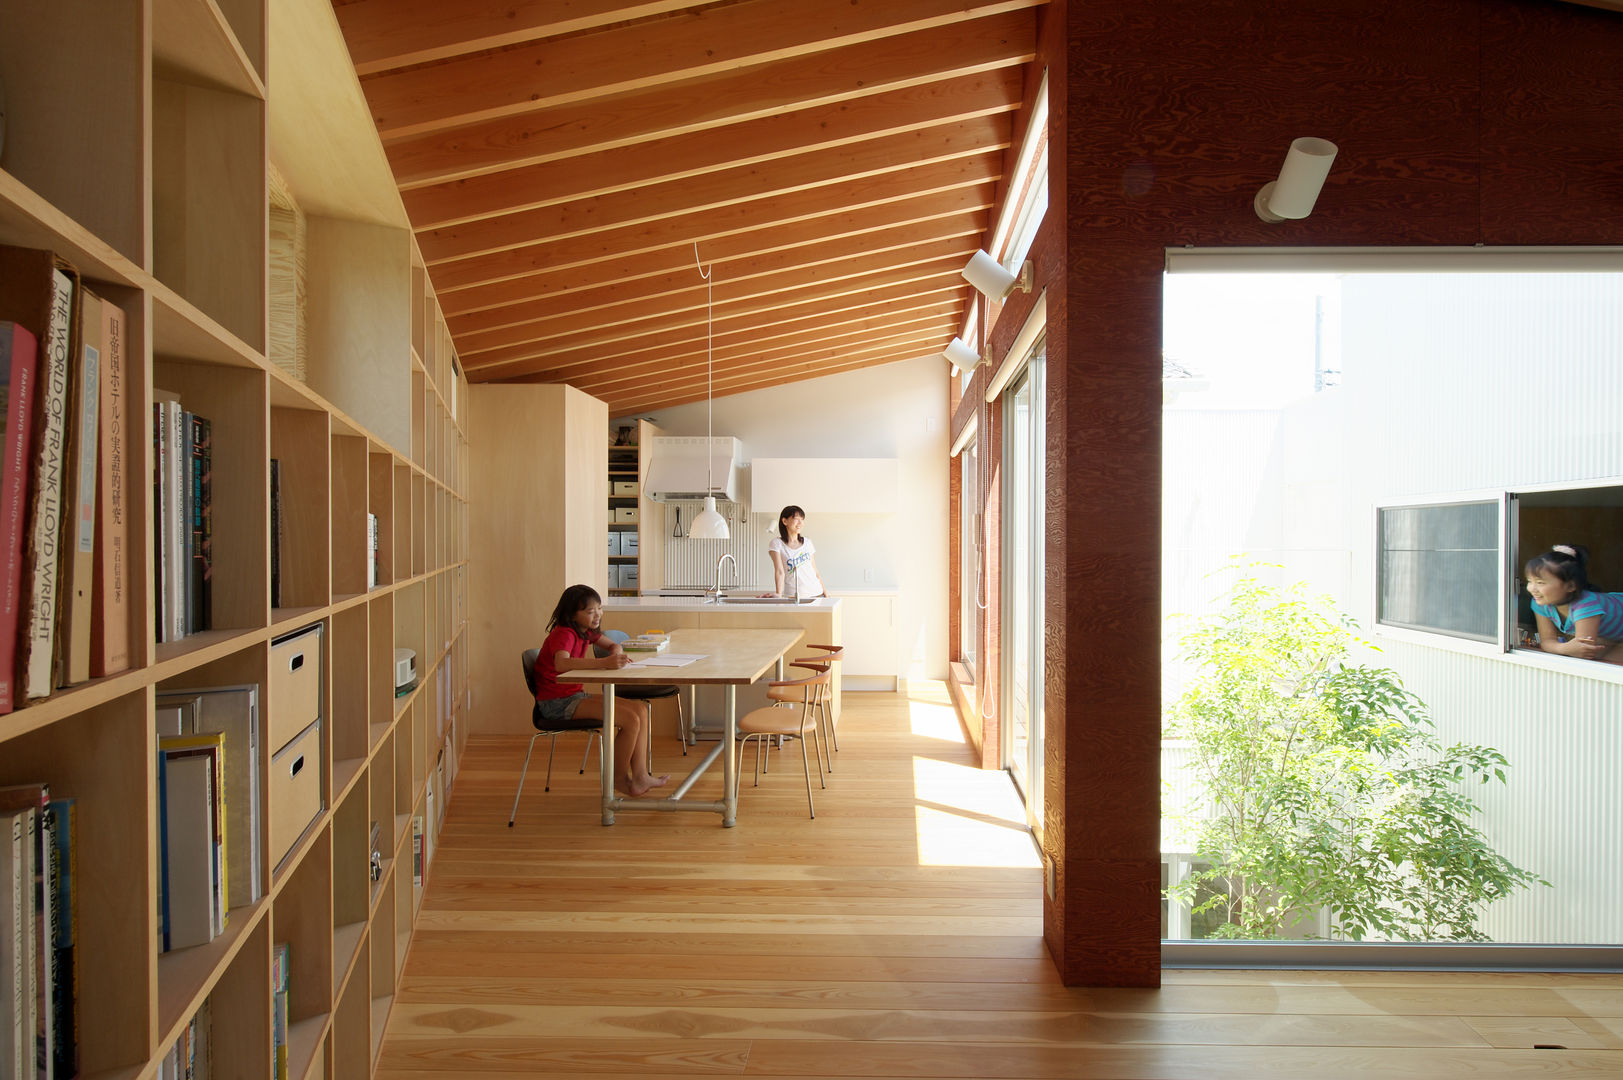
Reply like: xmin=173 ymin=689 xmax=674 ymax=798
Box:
xmin=1523 ymin=544 xmax=1623 ymax=666
xmin=534 ymin=584 xmax=669 ymax=796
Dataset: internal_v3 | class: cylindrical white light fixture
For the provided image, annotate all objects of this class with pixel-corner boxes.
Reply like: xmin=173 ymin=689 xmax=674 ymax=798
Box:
xmin=943 ymin=336 xmax=982 ymax=369
xmin=961 ymin=249 xmax=1032 ymax=299
xmin=1254 ymin=137 xmax=1339 ymax=222
xmin=689 ymin=495 xmax=728 ymax=539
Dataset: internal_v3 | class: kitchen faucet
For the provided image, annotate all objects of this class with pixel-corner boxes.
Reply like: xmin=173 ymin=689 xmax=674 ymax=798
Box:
xmin=712 ymin=553 xmax=738 ymax=600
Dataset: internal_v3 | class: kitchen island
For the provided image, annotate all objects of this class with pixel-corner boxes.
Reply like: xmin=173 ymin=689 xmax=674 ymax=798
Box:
xmin=602 ymin=595 xmax=842 ymax=734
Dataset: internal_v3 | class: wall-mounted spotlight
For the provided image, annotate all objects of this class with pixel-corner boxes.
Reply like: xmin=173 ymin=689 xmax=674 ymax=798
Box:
xmin=943 ymin=336 xmax=983 ymax=372
xmin=962 ymin=249 xmax=1033 ymax=300
xmin=1255 ymin=137 xmax=1338 ymax=222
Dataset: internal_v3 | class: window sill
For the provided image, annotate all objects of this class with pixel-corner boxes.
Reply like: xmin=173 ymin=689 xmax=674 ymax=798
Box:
xmin=1374 ymin=625 xmax=1623 ymax=686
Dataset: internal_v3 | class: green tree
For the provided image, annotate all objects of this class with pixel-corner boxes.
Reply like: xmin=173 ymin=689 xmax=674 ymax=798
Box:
xmin=1164 ymin=570 xmax=1545 ymax=942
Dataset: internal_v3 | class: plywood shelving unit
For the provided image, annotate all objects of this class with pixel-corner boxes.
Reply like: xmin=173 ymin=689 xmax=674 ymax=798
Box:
xmin=0 ymin=0 xmax=469 ymax=1076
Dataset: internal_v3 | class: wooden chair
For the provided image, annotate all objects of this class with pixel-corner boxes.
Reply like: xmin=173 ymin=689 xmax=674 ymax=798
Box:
xmin=735 ymin=660 xmax=830 ymax=818
xmin=508 ymin=648 xmax=604 ymax=826
xmin=803 ymin=644 xmax=845 ymax=756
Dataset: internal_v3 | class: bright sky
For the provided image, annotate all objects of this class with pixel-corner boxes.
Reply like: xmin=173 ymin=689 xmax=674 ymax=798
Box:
xmin=1162 ymin=273 xmax=1342 ymax=411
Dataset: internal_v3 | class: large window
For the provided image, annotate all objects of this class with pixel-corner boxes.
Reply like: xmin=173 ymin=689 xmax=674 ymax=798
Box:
xmin=1003 ymin=337 xmax=1045 ymax=828
xmin=1162 ymin=259 xmax=1623 ymax=958
xmin=958 ymin=430 xmax=980 ymax=676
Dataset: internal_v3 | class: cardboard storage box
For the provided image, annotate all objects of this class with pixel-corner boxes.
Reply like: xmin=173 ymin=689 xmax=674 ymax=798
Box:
xmin=614 ymin=506 xmax=639 ymax=523
xmin=269 ymin=623 xmax=322 ymax=752
xmin=270 ymin=718 xmax=323 ymax=869
xmin=612 ymin=480 xmax=637 ymax=497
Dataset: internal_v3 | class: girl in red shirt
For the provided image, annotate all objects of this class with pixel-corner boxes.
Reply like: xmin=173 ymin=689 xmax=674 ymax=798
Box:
xmin=535 ymin=584 xmax=668 ymax=796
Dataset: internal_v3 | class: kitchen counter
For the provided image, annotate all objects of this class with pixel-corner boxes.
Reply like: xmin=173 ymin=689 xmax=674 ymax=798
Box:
xmin=601 ymin=594 xmax=843 ymax=732
xmin=607 ymin=594 xmax=841 ymax=613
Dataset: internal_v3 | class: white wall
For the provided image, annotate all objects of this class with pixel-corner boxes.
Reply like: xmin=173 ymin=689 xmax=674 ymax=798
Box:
xmin=1164 ymin=270 xmax=1623 ymax=944
xmin=618 ymin=355 xmax=951 ymax=680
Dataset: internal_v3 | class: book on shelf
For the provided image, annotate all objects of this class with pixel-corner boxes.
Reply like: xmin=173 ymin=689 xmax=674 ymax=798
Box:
xmin=0 ymin=320 xmax=38 ymax=715
xmin=0 ymin=783 xmax=52 ymax=1080
xmin=54 ymin=289 xmax=101 ymax=689
xmin=156 ymin=738 xmax=225 ymax=951
xmin=89 ymin=292 xmax=128 ymax=679
xmin=42 ymin=798 xmax=75 ymax=1080
xmin=156 ymin=686 xmax=262 ymax=908
xmin=152 ymin=397 xmax=213 ymax=642
xmin=2 ymin=247 xmax=78 ymax=706
xmin=271 ymin=941 xmax=290 ymax=1080
xmin=411 ymin=816 xmax=423 ymax=888
xmin=188 ymin=413 xmax=211 ymax=634
xmin=2 ymin=803 xmax=32 ymax=1079
xmin=367 ymin=511 xmax=378 ymax=589
xmin=269 ymin=458 xmax=282 ymax=609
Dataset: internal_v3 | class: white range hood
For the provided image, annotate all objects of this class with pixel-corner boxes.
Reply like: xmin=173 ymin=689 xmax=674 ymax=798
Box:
xmin=643 ymin=436 xmax=742 ymax=503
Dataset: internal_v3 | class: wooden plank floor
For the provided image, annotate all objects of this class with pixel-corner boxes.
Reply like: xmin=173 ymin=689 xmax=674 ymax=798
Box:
xmin=378 ymin=684 xmax=1623 ymax=1078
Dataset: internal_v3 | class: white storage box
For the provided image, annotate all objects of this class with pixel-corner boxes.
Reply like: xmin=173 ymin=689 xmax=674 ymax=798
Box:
xmin=607 ymin=531 xmax=621 ymax=556
xmin=614 ymin=506 xmax=639 ymax=523
xmin=606 ymin=565 xmax=622 ymax=589
xmin=621 ymin=564 xmax=640 ymax=589
xmin=621 ymin=531 xmax=639 ymax=556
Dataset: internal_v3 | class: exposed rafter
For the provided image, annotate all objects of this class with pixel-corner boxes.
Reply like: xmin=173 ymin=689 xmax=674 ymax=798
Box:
xmin=333 ymin=0 xmax=1043 ymax=414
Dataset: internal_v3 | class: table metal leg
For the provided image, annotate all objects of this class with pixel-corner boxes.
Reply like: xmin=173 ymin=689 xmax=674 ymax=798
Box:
xmin=722 ymin=684 xmax=738 ymax=827
xmin=601 ymin=683 xmax=617 ymax=826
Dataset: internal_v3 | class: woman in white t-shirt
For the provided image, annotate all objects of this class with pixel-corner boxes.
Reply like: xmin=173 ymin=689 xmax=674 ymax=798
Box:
xmin=768 ymin=504 xmax=825 ymax=599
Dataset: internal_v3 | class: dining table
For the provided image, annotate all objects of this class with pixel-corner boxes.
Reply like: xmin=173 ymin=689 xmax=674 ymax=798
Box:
xmin=571 ymin=626 xmax=804 ymax=826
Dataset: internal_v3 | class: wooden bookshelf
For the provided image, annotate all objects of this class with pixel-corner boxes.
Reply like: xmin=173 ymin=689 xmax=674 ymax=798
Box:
xmin=0 ymin=0 xmax=471 ymax=1076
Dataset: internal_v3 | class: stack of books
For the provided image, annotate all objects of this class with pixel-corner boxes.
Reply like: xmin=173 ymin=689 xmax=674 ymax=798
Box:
xmin=0 ymin=244 xmax=135 ymax=718
xmin=1 ymin=783 xmax=77 ymax=1079
xmin=154 ymin=686 xmax=263 ymax=956
xmin=621 ymin=634 xmax=669 ymax=653
xmin=152 ymin=390 xmax=213 ymax=644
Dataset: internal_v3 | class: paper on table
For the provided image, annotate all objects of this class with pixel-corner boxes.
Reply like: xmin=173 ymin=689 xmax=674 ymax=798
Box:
xmin=628 ymin=653 xmax=704 ymax=668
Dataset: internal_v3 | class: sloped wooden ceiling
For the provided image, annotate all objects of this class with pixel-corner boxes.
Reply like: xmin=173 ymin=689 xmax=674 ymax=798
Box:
xmin=331 ymin=0 xmax=1043 ymax=415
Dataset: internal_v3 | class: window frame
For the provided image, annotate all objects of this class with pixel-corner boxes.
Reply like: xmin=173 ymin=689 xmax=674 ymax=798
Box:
xmin=1373 ymin=477 xmax=1623 ymax=686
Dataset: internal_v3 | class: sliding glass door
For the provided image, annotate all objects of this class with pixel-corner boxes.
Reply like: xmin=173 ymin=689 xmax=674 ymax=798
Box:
xmin=1003 ymin=340 xmax=1046 ymax=829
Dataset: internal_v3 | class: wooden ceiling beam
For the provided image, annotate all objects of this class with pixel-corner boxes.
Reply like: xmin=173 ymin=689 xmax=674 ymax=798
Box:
xmin=335 ymin=1 xmax=698 ymax=76
xmin=471 ymin=292 xmax=968 ymax=382
xmin=381 ymin=12 xmax=1037 ymax=188
xmin=420 ymin=122 xmax=1008 ymax=264
xmin=465 ymin=277 xmax=970 ymax=375
xmin=428 ymin=158 xmax=999 ymax=296
xmin=363 ymin=0 xmax=1044 ymax=139
xmin=402 ymin=69 xmax=1022 ymax=229
xmin=448 ymin=222 xmax=984 ymax=342
xmin=457 ymin=256 xmax=968 ymax=360
xmin=600 ymin=344 xmax=951 ymax=414
xmin=471 ymin=299 xmax=962 ymax=388
xmin=439 ymin=188 xmax=991 ymax=320
xmin=565 ymin=314 xmax=959 ymax=396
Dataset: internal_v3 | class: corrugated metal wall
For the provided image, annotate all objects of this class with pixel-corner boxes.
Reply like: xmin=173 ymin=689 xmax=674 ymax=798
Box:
xmin=1164 ymin=270 xmax=1623 ymax=944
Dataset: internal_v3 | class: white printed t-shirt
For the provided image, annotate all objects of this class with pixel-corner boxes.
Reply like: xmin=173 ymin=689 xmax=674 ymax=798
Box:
xmin=769 ymin=536 xmax=822 ymax=597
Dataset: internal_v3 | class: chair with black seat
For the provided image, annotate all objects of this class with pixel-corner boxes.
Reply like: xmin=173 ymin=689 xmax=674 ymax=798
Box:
xmin=588 ymin=628 xmax=689 ymax=762
xmin=508 ymin=648 xmax=605 ymax=827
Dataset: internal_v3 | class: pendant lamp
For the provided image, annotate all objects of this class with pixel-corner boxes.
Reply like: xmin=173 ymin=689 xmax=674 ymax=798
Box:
xmin=689 ymin=243 xmax=729 ymax=540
